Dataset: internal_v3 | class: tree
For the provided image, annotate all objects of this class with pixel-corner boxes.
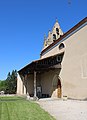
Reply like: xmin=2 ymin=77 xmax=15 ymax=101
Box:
xmin=0 ymin=70 xmax=17 ymax=94
xmin=0 ymin=80 xmax=6 ymax=91
xmin=5 ymin=70 xmax=17 ymax=94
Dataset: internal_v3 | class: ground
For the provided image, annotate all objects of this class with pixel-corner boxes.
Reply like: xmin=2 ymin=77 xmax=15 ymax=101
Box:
xmin=37 ymin=98 xmax=87 ymax=120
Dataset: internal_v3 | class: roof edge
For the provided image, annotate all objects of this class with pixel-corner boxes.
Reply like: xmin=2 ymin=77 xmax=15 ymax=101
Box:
xmin=18 ymin=52 xmax=64 ymax=73
xmin=40 ymin=17 xmax=87 ymax=56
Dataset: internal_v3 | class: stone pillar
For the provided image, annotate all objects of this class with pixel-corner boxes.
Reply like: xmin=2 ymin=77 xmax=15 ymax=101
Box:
xmin=34 ymin=71 xmax=37 ymax=97
xmin=23 ymin=75 xmax=27 ymax=95
xmin=24 ymin=84 xmax=26 ymax=95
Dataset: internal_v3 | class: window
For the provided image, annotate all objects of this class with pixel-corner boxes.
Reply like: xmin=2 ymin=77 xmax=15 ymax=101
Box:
xmin=59 ymin=43 xmax=65 ymax=50
xmin=53 ymin=34 xmax=56 ymax=41
xmin=56 ymin=28 xmax=59 ymax=35
xmin=56 ymin=56 xmax=62 ymax=62
xmin=56 ymin=28 xmax=59 ymax=32
xmin=60 ymin=35 xmax=62 ymax=37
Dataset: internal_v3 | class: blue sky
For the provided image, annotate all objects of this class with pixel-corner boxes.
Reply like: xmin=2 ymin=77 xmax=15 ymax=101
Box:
xmin=0 ymin=0 xmax=87 ymax=80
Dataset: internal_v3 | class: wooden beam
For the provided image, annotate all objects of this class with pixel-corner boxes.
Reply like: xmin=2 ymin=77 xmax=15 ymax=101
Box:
xmin=49 ymin=64 xmax=61 ymax=69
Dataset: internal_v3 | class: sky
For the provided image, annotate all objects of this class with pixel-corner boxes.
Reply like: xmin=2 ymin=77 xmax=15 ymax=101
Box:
xmin=0 ymin=0 xmax=87 ymax=80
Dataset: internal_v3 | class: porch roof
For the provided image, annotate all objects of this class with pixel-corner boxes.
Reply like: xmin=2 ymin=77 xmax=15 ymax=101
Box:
xmin=18 ymin=52 xmax=64 ymax=75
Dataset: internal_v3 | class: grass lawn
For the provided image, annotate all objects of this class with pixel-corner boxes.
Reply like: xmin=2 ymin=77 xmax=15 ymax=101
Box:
xmin=0 ymin=96 xmax=55 ymax=120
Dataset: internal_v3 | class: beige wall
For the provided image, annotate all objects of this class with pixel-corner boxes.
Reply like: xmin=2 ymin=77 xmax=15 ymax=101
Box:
xmin=17 ymin=73 xmax=23 ymax=95
xmin=17 ymin=69 xmax=61 ymax=98
xmin=40 ymin=69 xmax=61 ymax=97
xmin=41 ymin=41 xmax=65 ymax=59
xmin=60 ymin=25 xmax=87 ymax=99
xmin=41 ymin=24 xmax=87 ymax=99
xmin=27 ymin=74 xmax=34 ymax=96
xmin=17 ymin=73 xmax=34 ymax=96
xmin=25 ymin=69 xmax=61 ymax=97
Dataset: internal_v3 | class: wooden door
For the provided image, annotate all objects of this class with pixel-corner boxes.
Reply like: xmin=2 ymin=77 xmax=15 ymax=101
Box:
xmin=57 ymin=79 xmax=61 ymax=98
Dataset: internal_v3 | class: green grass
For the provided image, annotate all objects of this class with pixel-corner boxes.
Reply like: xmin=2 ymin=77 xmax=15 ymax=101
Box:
xmin=0 ymin=96 xmax=55 ymax=120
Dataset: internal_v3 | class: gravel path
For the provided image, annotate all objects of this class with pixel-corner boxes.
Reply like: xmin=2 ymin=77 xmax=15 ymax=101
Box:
xmin=37 ymin=99 xmax=87 ymax=120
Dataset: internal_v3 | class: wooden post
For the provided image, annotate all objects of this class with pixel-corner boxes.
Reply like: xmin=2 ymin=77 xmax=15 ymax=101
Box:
xmin=34 ymin=71 xmax=37 ymax=98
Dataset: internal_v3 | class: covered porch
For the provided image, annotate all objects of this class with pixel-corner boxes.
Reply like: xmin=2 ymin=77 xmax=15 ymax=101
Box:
xmin=17 ymin=52 xmax=64 ymax=99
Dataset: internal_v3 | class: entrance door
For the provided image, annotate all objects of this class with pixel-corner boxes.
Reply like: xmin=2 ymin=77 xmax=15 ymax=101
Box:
xmin=57 ymin=79 xmax=61 ymax=98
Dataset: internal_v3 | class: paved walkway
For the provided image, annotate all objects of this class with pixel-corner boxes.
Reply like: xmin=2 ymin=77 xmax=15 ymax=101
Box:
xmin=37 ymin=98 xmax=87 ymax=120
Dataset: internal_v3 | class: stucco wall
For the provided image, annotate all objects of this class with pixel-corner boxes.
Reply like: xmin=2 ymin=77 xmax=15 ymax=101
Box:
xmin=60 ymin=25 xmax=87 ymax=99
xmin=41 ymin=24 xmax=87 ymax=99
xmin=41 ymin=41 xmax=65 ymax=59
xmin=40 ymin=69 xmax=60 ymax=97
xmin=27 ymin=74 xmax=34 ymax=96
xmin=17 ymin=73 xmax=23 ymax=95
xmin=24 ymin=69 xmax=61 ymax=97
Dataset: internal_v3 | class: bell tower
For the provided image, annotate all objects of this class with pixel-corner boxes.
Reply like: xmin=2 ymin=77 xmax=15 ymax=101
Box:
xmin=42 ymin=19 xmax=63 ymax=50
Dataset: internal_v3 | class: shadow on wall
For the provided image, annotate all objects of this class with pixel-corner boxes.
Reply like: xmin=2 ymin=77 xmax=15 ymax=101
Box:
xmin=51 ymin=74 xmax=62 ymax=98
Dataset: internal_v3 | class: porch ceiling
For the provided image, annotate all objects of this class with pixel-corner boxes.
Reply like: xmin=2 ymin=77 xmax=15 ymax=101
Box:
xmin=18 ymin=52 xmax=64 ymax=75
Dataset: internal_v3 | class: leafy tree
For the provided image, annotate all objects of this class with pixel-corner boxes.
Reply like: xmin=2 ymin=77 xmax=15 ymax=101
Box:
xmin=5 ymin=70 xmax=17 ymax=94
xmin=0 ymin=80 xmax=6 ymax=91
xmin=0 ymin=70 xmax=17 ymax=94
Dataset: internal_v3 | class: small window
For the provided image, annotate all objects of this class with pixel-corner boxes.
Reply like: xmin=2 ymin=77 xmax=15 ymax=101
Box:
xmin=56 ymin=28 xmax=59 ymax=32
xmin=56 ymin=28 xmax=59 ymax=35
xmin=56 ymin=56 xmax=62 ymax=62
xmin=53 ymin=34 xmax=56 ymax=40
xmin=60 ymin=35 xmax=62 ymax=37
xmin=59 ymin=43 xmax=65 ymax=50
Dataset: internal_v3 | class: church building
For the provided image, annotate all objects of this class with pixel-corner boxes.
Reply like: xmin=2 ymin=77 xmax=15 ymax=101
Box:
xmin=17 ymin=17 xmax=87 ymax=100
